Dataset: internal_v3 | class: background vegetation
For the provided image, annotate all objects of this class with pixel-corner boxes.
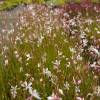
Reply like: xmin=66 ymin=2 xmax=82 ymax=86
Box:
xmin=0 ymin=0 xmax=100 ymax=10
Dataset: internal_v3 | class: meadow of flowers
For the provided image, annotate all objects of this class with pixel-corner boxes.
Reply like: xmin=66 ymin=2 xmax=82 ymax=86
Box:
xmin=0 ymin=2 xmax=100 ymax=100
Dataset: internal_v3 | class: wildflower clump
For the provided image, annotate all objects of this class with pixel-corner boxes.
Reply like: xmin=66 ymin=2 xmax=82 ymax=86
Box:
xmin=0 ymin=2 xmax=100 ymax=100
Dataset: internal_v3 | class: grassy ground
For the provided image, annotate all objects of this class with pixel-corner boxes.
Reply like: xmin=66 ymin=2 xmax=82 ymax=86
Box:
xmin=0 ymin=1 xmax=100 ymax=100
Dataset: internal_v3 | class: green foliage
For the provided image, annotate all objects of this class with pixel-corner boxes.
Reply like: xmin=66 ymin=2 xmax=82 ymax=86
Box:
xmin=0 ymin=0 xmax=32 ymax=10
xmin=0 ymin=0 xmax=100 ymax=10
xmin=46 ymin=0 xmax=65 ymax=5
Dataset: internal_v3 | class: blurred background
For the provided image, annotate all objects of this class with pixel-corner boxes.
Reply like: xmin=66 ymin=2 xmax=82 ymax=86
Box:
xmin=0 ymin=0 xmax=100 ymax=10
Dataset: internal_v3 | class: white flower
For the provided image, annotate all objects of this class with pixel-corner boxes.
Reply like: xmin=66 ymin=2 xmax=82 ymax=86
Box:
xmin=85 ymin=27 xmax=90 ymax=32
xmin=30 ymin=89 xmax=41 ymax=100
xmin=63 ymin=13 xmax=69 ymax=17
xmin=46 ymin=26 xmax=52 ymax=33
xmin=58 ymin=89 xmax=64 ymax=95
xmin=94 ymin=86 xmax=100 ymax=96
xmin=76 ymin=97 xmax=84 ymax=100
xmin=37 ymin=35 xmax=44 ymax=45
xmin=85 ymin=19 xmax=93 ymax=25
xmin=19 ymin=67 xmax=23 ymax=72
xmin=66 ymin=62 xmax=71 ymax=68
xmin=79 ymin=32 xmax=86 ymax=39
xmin=4 ymin=59 xmax=8 ymax=66
xmin=2 ymin=29 xmax=6 ymax=33
xmin=82 ymin=39 xmax=88 ymax=47
xmin=90 ymin=62 xmax=96 ymax=68
xmin=26 ymin=53 xmax=31 ymax=61
xmin=89 ymin=46 xmax=100 ymax=56
xmin=32 ymin=12 xmax=35 ymax=16
xmin=69 ymin=19 xmax=76 ymax=26
xmin=37 ymin=63 xmax=41 ymax=68
xmin=58 ymin=50 xmax=63 ymax=56
xmin=75 ymin=86 xmax=80 ymax=93
xmin=69 ymin=48 xmax=76 ymax=53
xmin=97 ymin=30 xmax=100 ymax=34
xmin=3 ymin=46 xmax=8 ymax=51
xmin=77 ymin=54 xmax=82 ymax=61
xmin=47 ymin=93 xmax=62 ymax=100
xmin=8 ymin=29 xmax=14 ymax=34
xmin=25 ymin=73 xmax=31 ymax=77
xmin=53 ymin=60 xmax=60 ymax=68
xmin=64 ymin=81 xmax=70 ymax=90
xmin=28 ymin=5 xmax=33 ymax=10
xmin=43 ymin=68 xmax=52 ymax=77
xmin=21 ymin=81 xmax=32 ymax=91
xmin=10 ymin=85 xmax=18 ymax=98
xmin=14 ymin=51 xmax=19 ymax=58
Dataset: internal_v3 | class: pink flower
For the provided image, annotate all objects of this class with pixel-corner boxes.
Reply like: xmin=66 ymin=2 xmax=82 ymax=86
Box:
xmin=26 ymin=96 xmax=32 ymax=100
xmin=77 ymin=80 xmax=82 ymax=85
xmin=47 ymin=93 xmax=62 ymax=100
xmin=76 ymin=97 xmax=84 ymax=100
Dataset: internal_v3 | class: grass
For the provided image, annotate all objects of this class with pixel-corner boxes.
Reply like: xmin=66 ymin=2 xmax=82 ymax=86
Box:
xmin=0 ymin=1 xmax=100 ymax=100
